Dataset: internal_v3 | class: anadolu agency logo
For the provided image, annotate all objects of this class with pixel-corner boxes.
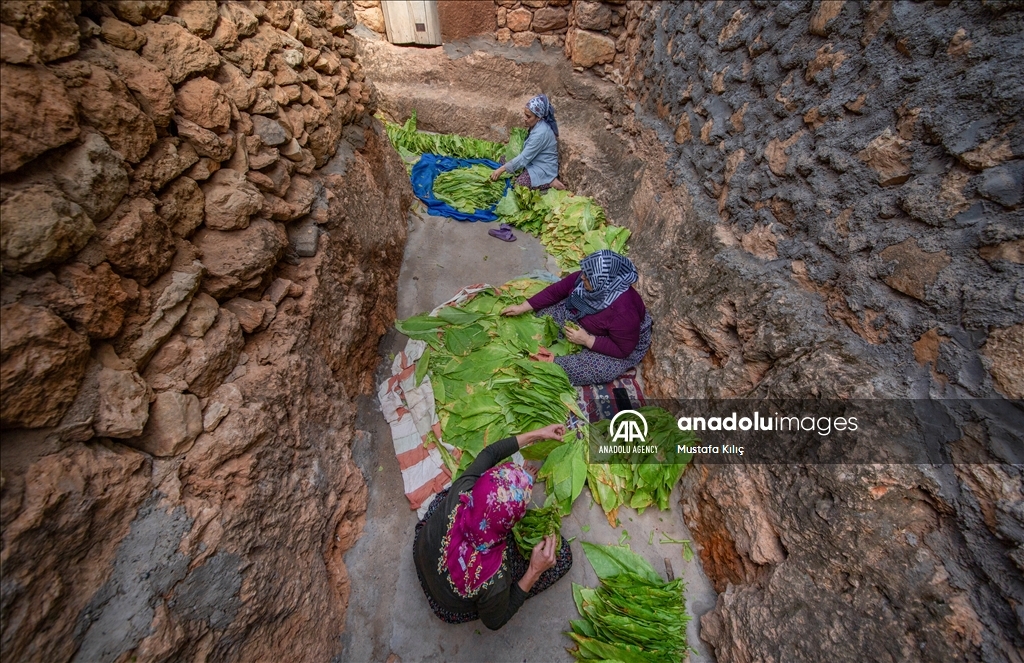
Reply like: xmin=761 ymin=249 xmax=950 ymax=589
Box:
xmin=608 ymin=409 xmax=648 ymax=443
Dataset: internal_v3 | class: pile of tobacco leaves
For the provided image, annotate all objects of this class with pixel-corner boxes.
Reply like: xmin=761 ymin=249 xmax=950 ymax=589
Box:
xmin=432 ymin=164 xmax=508 ymax=213
xmin=569 ymin=543 xmax=691 ymax=663
xmin=587 ymin=407 xmax=696 ymax=526
xmin=496 ymin=187 xmax=631 ymax=273
xmin=512 ymin=503 xmax=562 ymax=557
xmin=396 ymin=279 xmax=582 ymax=475
xmin=384 ymin=110 xmax=528 ymax=164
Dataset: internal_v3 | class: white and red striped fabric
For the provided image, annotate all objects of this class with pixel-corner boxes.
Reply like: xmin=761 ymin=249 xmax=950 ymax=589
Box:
xmin=377 ymin=339 xmax=453 ymax=516
xmin=378 ymin=285 xmax=495 ymax=517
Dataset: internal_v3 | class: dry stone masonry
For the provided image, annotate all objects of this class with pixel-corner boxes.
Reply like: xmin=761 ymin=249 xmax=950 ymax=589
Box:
xmin=1 ymin=1 xmax=412 ymax=661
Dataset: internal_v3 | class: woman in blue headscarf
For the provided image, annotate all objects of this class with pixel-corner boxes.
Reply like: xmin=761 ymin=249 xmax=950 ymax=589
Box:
xmin=490 ymin=94 xmax=565 ymax=190
xmin=501 ymin=250 xmax=653 ymax=386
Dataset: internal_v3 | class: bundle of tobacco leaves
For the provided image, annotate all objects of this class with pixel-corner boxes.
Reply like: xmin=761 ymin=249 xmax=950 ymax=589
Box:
xmin=432 ymin=164 xmax=508 ymax=213
xmin=569 ymin=543 xmax=690 ymax=663
xmin=512 ymin=503 xmax=562 ymax=557
xmin=532 ymin=419 xmax=590 ymax=516
xmin=505 ymin=127 xmax=528 ymax=161
xmin=587 ymin=406 xmax=695 ymax=527
xmin=384 ymin=110 xmax=509 ymax=161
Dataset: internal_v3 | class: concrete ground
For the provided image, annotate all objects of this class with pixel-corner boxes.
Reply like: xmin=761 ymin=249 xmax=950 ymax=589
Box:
xmin=340 ymin=206 xmax=718 ymax=663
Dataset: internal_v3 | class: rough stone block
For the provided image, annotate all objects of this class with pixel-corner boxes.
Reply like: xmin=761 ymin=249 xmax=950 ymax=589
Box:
xmin=287 ymin=218 xmax=319 ymax=257
xmin=138 ymin=21 xmax=219 ymax=85
xmin=506 ymin=8 xmax=533 ymax=33
xmin=100 ymin=198 xmax=176 ymax=285
xmin=175 ymin=77 xmax=232 ymax=132
xmin=981 ymin=323 xmax=1024 ymax=399
xmin=50 ymin=262 xmax=136 ymax=340
xmin=143 ymin=305 xmax=242 ymax=397
xmin=976 ymin=163 xmax=1023 ymax=208
xmin=0 ymin=0 xmax=80 ymax=62
xmin=880 ymin=238 xmax=950 ymax=301
xmin=92 ymin=344 xmax=152 ymax=438
xmin=125 ymin=263 xmax=204 ymax=367
xmin=532 ymin=7 xmax=568 ymax=33
xmin=131 ymin=390 xmax=203 ymax=457
xmin=0 ymin=302 xmax=91 ymax=428
xmin=857 ymin=129 xmax=911 ymax=187
xmin=108 ymin=0 xmax=171 ymax=25
xmin=575 ymin=2 xmax=612 ymax=31
xmin=194 ymin=219 xmax=288 ymax=298
xmin=201 ymin=169 xmax=264 ymax=230
xmin=0 ymin=63 xmax=80 ymax=174
xmin=1 ymin=185 xmax=95 ymax=274
xmin=171 ymin=0 xmax=219 ymax=37
xmin=223 ymin=298 xmax=267 ymax=333
xmin=569 ymin=29 xmax=616 ymax=68
xmin=174 ymin=116 xmax=234 ymax=161
xmin=99 ymin=16 xmax=147 ymax=51
xmin=809 ymin=0 xmax=845 ymax=36
xmin=252 ymin=115 xmax=290 ymax=146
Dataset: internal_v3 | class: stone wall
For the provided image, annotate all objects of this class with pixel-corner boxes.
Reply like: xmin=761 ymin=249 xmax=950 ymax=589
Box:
xmin=352 ymin=0 xmax=384 ymax=35
xmin=353 ymin=1 xmax=642 ymax=83
xmin=0 ymin=1 xmax=412 ymax=660
xmin=612 ymin=0 xmax=1023 ymax=660
xmin=496 ymin=0 xmax=642 ymax=83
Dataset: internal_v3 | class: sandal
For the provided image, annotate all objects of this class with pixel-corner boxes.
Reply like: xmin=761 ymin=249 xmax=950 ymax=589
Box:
xmin=488 ymin=223 xmax=516 ymax=242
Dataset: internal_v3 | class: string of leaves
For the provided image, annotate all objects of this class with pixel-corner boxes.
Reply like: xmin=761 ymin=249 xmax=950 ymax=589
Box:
xmin=569 ymin=543 xmax=691 ymax=663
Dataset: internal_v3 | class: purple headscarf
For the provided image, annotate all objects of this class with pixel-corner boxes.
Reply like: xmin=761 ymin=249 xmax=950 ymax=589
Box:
xmin=442 ymin=462 xmax=533 ymax=597
xmin=526 ymin=94 xmax=559 ymax=137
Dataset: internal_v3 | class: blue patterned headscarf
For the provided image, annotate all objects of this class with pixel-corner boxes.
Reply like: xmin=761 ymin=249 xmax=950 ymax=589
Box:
xmin=526 ymin=94 xmax=559 ymax=137
xmin=567 ymin=250 xmax=638 ymax=316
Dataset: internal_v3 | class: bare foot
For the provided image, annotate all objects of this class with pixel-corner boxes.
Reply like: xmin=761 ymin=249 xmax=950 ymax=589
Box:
xmin=523 ymin=460 xmax=543 ymax=481
xmin=551 ymin=178 xmax=566 ymax=190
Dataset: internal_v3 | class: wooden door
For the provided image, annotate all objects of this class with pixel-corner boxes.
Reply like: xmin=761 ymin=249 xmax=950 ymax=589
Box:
xmin=381 ymin=1 xmax=442 ymax=46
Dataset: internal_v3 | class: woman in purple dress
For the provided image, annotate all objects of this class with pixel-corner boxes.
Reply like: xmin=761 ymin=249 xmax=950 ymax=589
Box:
xmin=502 ymin=250 xmax=653 ymax=386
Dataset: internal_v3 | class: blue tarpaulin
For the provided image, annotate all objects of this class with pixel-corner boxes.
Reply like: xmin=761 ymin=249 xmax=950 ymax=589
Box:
xmin=409 ymin=153 xmax=511 ymax=222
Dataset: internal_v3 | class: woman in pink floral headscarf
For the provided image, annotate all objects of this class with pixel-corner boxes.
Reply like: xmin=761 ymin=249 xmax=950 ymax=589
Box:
xmin=412 ymin=423 xmax=573 ymax=629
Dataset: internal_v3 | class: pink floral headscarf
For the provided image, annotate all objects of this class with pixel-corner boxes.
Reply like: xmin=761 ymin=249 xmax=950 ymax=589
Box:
xmin=443 ymin=462 xmax=533 ymax=597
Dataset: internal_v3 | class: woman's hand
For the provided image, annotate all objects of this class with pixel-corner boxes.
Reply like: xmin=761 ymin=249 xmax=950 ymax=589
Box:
xmin=528 ymin=535 xmax=558 ymax=575
xmin=515 ymin=423 xmax=565 ymax=448
xmin=528 ymin=347 xmax=554 ymax=363
xmin=490 ymin=166 xmax=506 ymax=181
xmin=534 ymin=423 xmax=566 ymax=442
xmin=501 ymin=302 xmax=533 ymax=316
xmin=564 ymin=324 xmax=595 ymax=348
xmin=518 ymin=534 xmax=558 ymax=593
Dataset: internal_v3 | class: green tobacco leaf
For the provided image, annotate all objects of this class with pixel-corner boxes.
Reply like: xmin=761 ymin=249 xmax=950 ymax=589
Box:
xmin=580 ymin=542 xmax=661 ymax=583
xmin=520 ymin=437 xmax=563 ymax=460
xmin=396 ymin=314 xmax=449 ymax=331
xmin=414 ymin=347 xmax=431 ymax=387
xmin=443 ymin=327 xmax=471 ymax=355
xmin=567 ymin=633 xmax=653 ymax=663
xmin=437 ymin=306 xmax=484 ymax=326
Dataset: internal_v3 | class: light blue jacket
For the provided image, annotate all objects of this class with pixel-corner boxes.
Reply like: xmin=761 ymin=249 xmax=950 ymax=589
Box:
xmin=504 ymin=121 xmax=558 ymax=187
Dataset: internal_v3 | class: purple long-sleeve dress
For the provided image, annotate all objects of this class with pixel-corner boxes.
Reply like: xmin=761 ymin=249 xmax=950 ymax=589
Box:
xmin=527 ymin=272 xmax=653 ymax=386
